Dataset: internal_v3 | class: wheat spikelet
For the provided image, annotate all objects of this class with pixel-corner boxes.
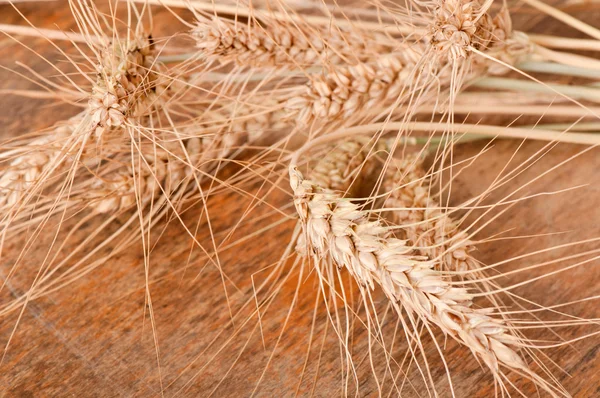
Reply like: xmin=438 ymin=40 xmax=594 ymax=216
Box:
xmin=289 ymin=148 xmax=529 ymax=380
xmin=89 ymin=147 xmax=186 ymax=214
xmin=308 ymin=137 xmax=378 ymax=193
xmin=226 ymin=99 xmax=288 ymax=142
xmin=193 ymin=16 xmax=385 ymax=69
xmin=384 ymin=153 xmax=478 ymax=273
xmin=427 ymin=0 xmax=490 ymax=61
xmin=477 ymin=10 xmax=533 ymax=75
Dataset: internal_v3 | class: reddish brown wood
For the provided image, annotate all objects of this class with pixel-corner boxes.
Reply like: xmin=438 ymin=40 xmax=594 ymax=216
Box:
xmin=0 ymin=3 xmax=599 ymax=397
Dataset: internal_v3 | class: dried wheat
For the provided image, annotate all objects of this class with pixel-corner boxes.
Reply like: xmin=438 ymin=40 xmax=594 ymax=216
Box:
xmin=289 ymin=152 xmax=528 ymax=377
xmin=0 ymin=34 xmax=169 ymax=207
xmin=193 ymin=16 xmax=386 ymax=69
xmin=226 ymin=99 xmax=288 ymax=142
xmin=89 ymin=120 xmax=257 ymax=214
xmin=282 ymin=2 xmax=537 ymax=127
xmin=88 ymin=34 xmax=169 ymax=139
xmin=308 ymin=137 xmax=378 ymax=194
xmin=284 ymin=10 xmax=529 ymax=128
xmin=383 ymin=153 xmax=478 ymax=273
xmin=89 ymin=145 xmax=186 ymax=214
xmin=426 ymin=1 xmax=532 ymax=73
xmin=0 ymin=123 xmax=75 ymax=206
xmin=285 ymin=52 xmax=420 ymax=126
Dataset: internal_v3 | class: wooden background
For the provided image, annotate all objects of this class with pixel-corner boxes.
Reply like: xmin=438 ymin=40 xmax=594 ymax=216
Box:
xmin=0 ymin=2 xmax=599 ymax=397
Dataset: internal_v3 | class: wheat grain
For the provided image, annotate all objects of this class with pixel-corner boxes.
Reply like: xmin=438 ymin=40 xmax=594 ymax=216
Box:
xmin=197 ymin=5 xmax=532 ymax=130
xmin=3 ymin=2 xmax=596 ymax=395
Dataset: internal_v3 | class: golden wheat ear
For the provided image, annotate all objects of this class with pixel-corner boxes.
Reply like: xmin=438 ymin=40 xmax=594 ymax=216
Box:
xmin=286 ymin=133 xmax=588 ymax=396
xmin=383 ymin=153 xmax=478 ymax=274
xmin=191 ymin=14 xmax=391 ymax=69
xmin=0 ymin=31 xmax=170 ymax=206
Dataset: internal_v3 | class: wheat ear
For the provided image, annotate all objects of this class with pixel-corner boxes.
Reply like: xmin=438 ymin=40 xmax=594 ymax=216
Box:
xmin=225 ymin=99 xmax=288 ymax=142
xmin=0 ymin=123 xmax=75 ymax=206
xmin=285 ymin=52 xmax=420 ymax=126
xmin=88 ymin=145 xmax=188 ymax=214
xmin=426 ymin=2 xmax=532 ymax=71
xmin=308 ymin=137 xmax=380 ymax=194
xmin=88 ymin=34 xmax=170 ymax=139
xmin=289 ymin=147 xmax=528 ymax=380
xmin=193 ymin=16 xmax=386 ymax=69
xmin=0 ymin=33 xmax=169 ymax=207
xmin=283 ymin=3 xmax=532 ymax=127
xmin=89 ymin=120 xmax=259 ymax=214
xmin=383 ymin=153 xmax=477 ymax=273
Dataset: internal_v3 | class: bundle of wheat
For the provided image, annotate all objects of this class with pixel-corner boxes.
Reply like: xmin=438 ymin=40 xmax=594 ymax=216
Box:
xmin=0 ymin=0 xmax=599 ymax=396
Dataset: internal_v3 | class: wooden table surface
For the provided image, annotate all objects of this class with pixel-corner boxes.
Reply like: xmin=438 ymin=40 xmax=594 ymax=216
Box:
xmin=1 ymin=2 xmax=599 ymax=397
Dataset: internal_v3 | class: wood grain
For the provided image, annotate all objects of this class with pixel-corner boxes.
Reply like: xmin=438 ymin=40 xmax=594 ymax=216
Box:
xmin=0 ymin=2 xmax=599 ymax=397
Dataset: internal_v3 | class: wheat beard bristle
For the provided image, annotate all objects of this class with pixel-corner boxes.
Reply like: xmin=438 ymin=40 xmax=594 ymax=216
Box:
xmin=289 ymin=141 xmax=529 ymax=380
